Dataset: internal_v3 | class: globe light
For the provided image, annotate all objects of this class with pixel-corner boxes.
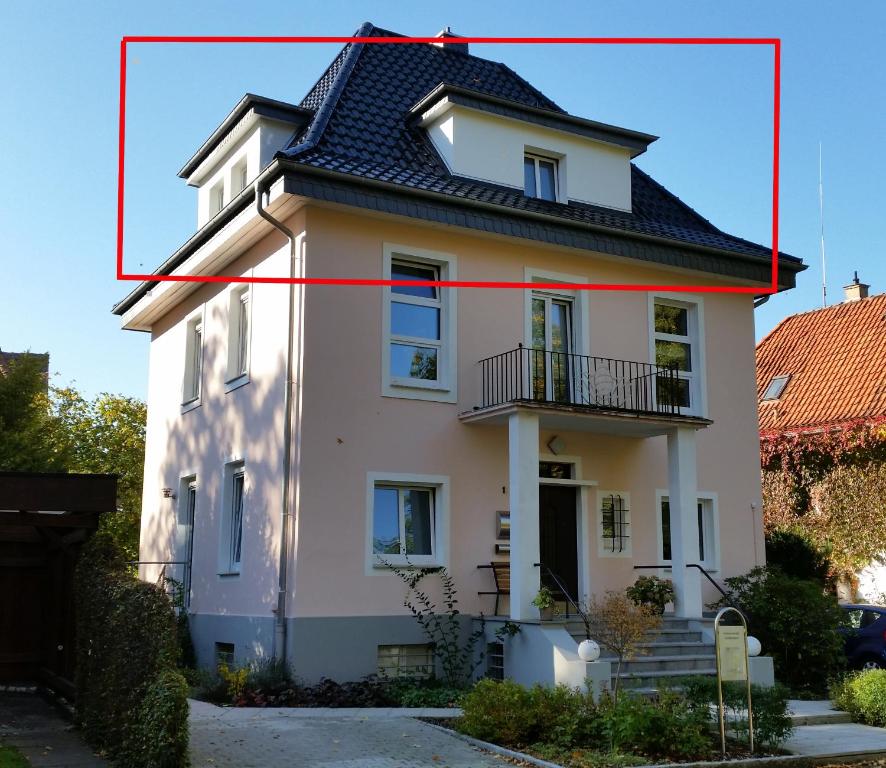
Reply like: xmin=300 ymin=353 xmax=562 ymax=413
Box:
xmin=578 ymin=639 xmax=601 ymax=662
xmin=747 ymin=636 xmax=762 ymax=657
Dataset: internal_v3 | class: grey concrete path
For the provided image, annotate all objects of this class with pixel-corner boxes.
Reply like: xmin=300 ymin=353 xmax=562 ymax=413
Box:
xmin=785 ymin=721 xmax=886 ymax=758
xmin=0 ymin=691 xmax=107 ymax=767
xmin=787 ymin=699 xmax=852 ymax=725
xmin=189 ymin=701 xmax=506 ymax=767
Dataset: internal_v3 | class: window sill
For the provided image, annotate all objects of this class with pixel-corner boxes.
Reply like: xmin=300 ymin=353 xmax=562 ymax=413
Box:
xmin=224 ymin=374 xmax=250 ymax=394
xmin=181 ymin=398 xmax=202 ymax=414
xmin=372 ymin=559 xmax=442 ymax=570
xmin=217 ymin=571 xmax=241 ymax=578
xmin=383 ymin=381 xmax=456 ymax=404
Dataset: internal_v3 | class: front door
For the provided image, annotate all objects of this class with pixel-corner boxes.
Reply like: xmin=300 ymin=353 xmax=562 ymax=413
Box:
xmin=539 ymin=485 xmax=579 ymax=600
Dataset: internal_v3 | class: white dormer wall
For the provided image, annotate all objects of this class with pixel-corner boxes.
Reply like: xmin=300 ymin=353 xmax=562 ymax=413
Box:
xmin=424 ymin=105 xmax=633 ymax=212
xmin=192 ymin=118 xmax=299 ymax=229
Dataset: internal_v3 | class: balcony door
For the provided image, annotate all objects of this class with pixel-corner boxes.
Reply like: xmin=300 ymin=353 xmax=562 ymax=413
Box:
xmin=531 ymin=293 xmax=573 ymax=402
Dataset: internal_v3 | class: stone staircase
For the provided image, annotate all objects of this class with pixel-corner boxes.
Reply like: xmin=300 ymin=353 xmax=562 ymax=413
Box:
xmin=566 ymin=616 xmax=717 ymax=693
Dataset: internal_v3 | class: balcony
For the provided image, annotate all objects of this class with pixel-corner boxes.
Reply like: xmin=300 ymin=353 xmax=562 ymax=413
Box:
xmin=460 ymin=346 xmax=711 ymax=437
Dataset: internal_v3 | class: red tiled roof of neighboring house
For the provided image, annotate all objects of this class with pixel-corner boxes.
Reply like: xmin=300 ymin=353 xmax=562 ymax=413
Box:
xmin=756 ymin=292 xmax=886 ymax=434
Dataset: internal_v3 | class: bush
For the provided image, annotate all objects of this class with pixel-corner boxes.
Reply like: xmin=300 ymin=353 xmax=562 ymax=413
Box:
xmin=626 ymin=576 xmax=675 ymax=615
xmin=716 ymin=566 xmax=846 ymax=694
xmin=601 ymin=690 xmax=710 ymax=760
xmin=458 ymin=679 xmax=537 ymax=745
xmin=75 ymin=532 xmax=189 ymax=766
xmin=680 ymin=676 xmax=793 ymax=748
xmin=128 ymin=669 xmax=190 ymax=768
xmin=830 ymin=669 xmax=886 ymax=726
xmin=765 ymin=528 xmax=831 ymax=586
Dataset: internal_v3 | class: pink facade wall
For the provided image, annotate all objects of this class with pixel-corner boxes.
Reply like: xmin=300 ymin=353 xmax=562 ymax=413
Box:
xmin=138 ymin=202 xmax=764 ymax=623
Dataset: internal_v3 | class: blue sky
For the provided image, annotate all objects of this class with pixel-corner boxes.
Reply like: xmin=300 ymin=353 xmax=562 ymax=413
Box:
xmin=2 ymin=1 xmax=884 ymax=399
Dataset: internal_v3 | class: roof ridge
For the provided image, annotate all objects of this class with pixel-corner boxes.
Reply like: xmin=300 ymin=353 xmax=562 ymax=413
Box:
xmin=762 ymin=291 xmax=886 ymax=330
xmin=280 ymin=21 xmax=374 ymax=159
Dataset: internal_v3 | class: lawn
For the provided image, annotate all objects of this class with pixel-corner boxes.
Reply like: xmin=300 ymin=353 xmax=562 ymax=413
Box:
xmin=0 ymin=744 xmax=28 ymax=768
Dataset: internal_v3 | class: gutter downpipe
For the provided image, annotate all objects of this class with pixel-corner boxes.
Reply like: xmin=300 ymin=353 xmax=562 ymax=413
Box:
xmin=255 ymin=177 xmax=297 ymax=663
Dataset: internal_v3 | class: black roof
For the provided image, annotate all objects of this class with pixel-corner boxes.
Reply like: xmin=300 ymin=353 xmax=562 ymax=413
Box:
xmin=113 ymin=23 xmax=803 ymax=316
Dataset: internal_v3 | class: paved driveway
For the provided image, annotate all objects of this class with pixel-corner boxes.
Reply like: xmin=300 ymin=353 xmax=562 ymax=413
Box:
xmin=189 ymin=701 xmax=507 ymax=767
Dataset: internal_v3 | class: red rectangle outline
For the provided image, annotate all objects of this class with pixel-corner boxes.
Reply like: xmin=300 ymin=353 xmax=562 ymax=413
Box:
xmin=117 ymin=36 xmax=780 ymax=295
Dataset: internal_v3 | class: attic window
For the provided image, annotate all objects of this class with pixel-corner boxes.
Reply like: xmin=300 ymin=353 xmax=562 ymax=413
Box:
xmin=524 ymin=153 xmax=558 ymax=202
xmin=762 ymin=375 xmax=790 ymax=401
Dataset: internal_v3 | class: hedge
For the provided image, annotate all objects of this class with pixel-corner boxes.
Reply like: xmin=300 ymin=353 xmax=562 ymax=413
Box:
xmin=75 ymin=532 xmax=189 ymax=767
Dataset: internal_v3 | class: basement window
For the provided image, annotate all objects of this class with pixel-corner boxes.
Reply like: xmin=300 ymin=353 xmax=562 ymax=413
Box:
xmin=762 ymin=375 xmax=790 ymax=401
xmin=377 ymin=644 xmax=433 ymax=679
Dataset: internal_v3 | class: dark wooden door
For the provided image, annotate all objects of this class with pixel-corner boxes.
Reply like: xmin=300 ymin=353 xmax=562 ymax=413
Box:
xmin=539 ymin=485 xmax=578 ymax=599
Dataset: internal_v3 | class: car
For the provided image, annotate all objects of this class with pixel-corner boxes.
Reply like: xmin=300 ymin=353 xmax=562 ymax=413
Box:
xmin=841 ymin=604 xmax=886 ymax=670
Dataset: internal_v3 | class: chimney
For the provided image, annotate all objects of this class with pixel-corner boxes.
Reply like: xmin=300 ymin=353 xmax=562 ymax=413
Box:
xmin=843 ymin=271 xmax=870 ymax=302
xmin=432 ymin=27 xmax=469 ymax=55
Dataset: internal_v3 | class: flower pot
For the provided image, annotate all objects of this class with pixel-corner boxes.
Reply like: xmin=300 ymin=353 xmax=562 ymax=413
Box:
xmin=538 ymin=606 xmax=554 ymax=621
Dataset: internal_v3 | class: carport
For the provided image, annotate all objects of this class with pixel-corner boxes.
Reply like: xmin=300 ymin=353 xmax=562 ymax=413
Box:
xmin=0 ymin=471 xmax=117 ymax=694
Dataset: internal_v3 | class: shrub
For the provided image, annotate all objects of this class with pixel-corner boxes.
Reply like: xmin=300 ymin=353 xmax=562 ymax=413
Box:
xmin=127 ymin=669 xmax=190 ymax=768
xmin=531 ymin=684 xmax=596 ymax=749
xmin=601 ymin=690 xmax=710 ymax=760
xmin=715 ymin=566 xmax=846 ymax=694
xmin=830 ymin=669 xmax=886 ymax=726
xmin=681 ymin=676 xmax=793 ymax=748
xmin=75 ymin=532 xmax=188 ymax=766
xmin=458 ymin=679 xmax=536 ymax=745
xmin=765 ymin=528 xmax=831 ymax=586
xmin=388 ymin=679 xmax=467 ymax=708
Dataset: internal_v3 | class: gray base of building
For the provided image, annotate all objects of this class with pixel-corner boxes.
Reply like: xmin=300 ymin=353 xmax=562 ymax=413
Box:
xmin=187 ymin=612 xmax=475 ymax=683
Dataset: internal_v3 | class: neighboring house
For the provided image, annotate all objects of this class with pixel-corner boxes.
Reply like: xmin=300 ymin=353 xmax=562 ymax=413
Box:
xmin=114 ymin=24 xmax=804 ymax=684
xmin=756 ymin=276 xmax=886 ymax=599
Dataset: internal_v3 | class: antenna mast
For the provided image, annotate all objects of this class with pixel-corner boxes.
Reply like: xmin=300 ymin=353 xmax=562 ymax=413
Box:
xmin=819 ymin=142 xmax=827 ymax=307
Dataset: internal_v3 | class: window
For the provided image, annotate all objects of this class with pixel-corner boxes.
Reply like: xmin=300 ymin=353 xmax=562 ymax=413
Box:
xmin=382 ymin=245 xmax=457 ymax=402
xmin=531 ymin=292 xmax=573 ymax=402
xmin=215 ymin=642 xmax=235 ymax=667
xmin=486 ymin=642 xmax=505 ymax=680
xmin=653 ymin=299 xmax=701 ymax=413
xmin=220 ymin=462 xmax=245 ymax=574
xmin=598 ymin=491 xmax=631 ymax=557
xmin=226 ymin=286 xmax=250 ymax=384
xmin=231 ymin=159 xmax=248 ymax=196
xmin=539 ymin=462 xmax=573 ymax=479
xmin=659 ymin=495 xmax=717 ymax=570
xmin=210 ymin=181 xmax=224 ymax=216
xmin=182 ymin=315 xmax=203 ymax=405
xmin=373 ymin=486 xmax=434 ymax=560
xmin=377 ymin=644 xmax=433 ymax=678
xmin=524 ymin=153 xmax=558 ymax=201
xmin=762 ymin=375 xmax=790 ymax=401
xmin=177 ymin=477 xmax=197 ymax=609
xmin=367 ymin=472 xmax=448 ymax=569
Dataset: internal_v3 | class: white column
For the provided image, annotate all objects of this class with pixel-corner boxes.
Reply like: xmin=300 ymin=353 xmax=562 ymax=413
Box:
xmin=508 ymin=410 xmax=540 ymax=621
xmin=666 ymin=427 xmax=703 ymax=618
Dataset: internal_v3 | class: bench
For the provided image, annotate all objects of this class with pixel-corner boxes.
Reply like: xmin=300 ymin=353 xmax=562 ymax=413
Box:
xmin=477 ymin=562 xmax=510 ymax=616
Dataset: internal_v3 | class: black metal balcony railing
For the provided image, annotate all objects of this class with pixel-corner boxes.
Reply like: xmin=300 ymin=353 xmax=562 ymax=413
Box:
xmin=478 ymin=346 xmax=682 ymax=416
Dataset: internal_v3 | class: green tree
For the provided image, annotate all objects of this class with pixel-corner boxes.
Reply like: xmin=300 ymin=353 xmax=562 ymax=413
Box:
xmin=0 ymin=353 xmax=66 ymax=470
xmin=48 ymin=387 xmax=147 ymax=559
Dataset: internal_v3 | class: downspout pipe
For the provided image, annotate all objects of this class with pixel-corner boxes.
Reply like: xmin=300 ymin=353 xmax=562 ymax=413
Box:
xmin=255 ymin=179 xmax=297 ymax=663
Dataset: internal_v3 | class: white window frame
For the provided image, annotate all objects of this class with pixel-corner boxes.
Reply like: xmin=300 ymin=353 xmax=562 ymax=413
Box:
xmin=596 ymin=490 xmax=632 ymax=558
xmin=182 ymin=311 xmax=205 ymax=411
xmin=366 ymin=472 xmax=449 ymax=573
xmin=648 ymin=293 xmax=707 ymax=418
xmin=225 ymin=285 xmax=252 ymax=391
xmin=524 ymin=268 xmax=590 ymax=356
xmin=382 ymin=244 xmax=457 ymax=403
xmin=219 ymin=460 xmax=246 ymax=576
xmin=523 ymin=151 xmax=562 ymax=203
xmin=655 ymin=489 xmax=720 ymax=572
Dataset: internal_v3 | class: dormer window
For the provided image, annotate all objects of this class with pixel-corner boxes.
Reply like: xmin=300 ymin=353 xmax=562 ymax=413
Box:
xmin=524 ymin=153 xmax=558 ymax=202
xmin=231 ymin=159 xmax=248 ymax=197
xmin=762 ymin=375 xmax=790 ymax=401
xmin=210 ymin=182 xmax=224 ymax=216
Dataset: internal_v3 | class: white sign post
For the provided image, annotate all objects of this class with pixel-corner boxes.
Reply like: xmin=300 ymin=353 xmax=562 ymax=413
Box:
xmin=714 ymin=607 xmax=754 ymax=755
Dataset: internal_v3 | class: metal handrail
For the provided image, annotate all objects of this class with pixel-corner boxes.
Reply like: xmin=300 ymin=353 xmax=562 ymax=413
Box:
xmin=534 ymin=562 xmax=592 ymax=639
xmin=477 ymin=345 xmax=681 ymax=416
